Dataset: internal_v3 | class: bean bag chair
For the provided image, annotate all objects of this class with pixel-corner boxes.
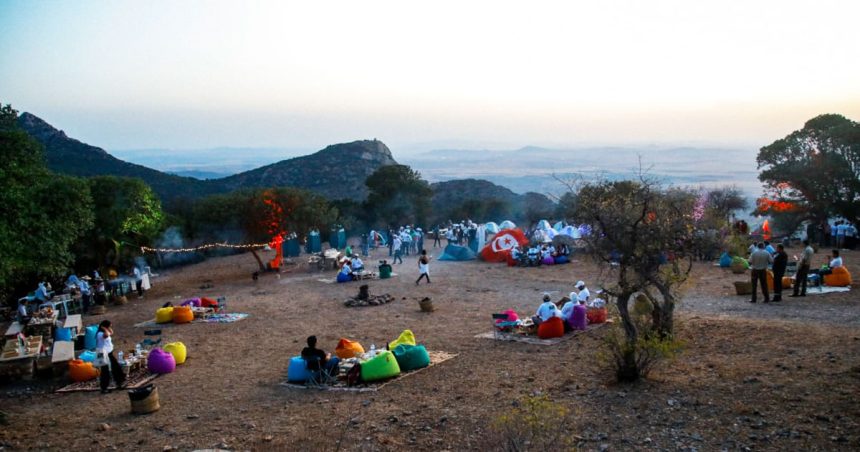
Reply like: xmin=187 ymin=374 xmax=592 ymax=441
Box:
xmin=147 ymin=348 xmax=176 ymax=374
xmin=766 ymin=270 xmax=775 ymax=291
xmin=79 ymin=350 xmax=98 ymax=363
xmin=392 ymin=344 xmax=430 ymax=371
xmin=730 ymin=257 xmax=749 ymax=274
xmin=388 ymin=330 xmax=416 ymax=350
xmin=287 ymin=356 xmax=311 ymax=383
xmin=172 ymin=306 xmax=194 ymax=324
xmin=719 ymin=252 xmax=732 ymax=268
xmin=782 ymin=276 xmax=793 ymax=289
xmin=200 ymin=297 xmax=219 ymax=311
xmin=541 ymin=256 xmax=555 ymax=266
xmin=554 ymin=255 xmax=570 ymax=265
xmin=495 ymin=309 xmax=519 ymax=327
xmin=824 ymin=267 xmax=852 ymax=287
xmin=569 ymin=305 xmax=588 ymax=331
xmin=335 ymin=338 xmax=365 ymax=359
xmin=55 ymin=327 xmax=72 ymax=342
xmin=163 ymin=342 xmax=187 ymax=364
xmin=84 ymin=325 xmax=99 ymax=350
xmin=336 ymin=272 xmax=352 ymax=283
xmin=587 ymin=307 xmax=608 ymax=324
xmin=360 ymin=350 xmax=401 ymax=381
xmin=537 ymin=317 xmax=565 ymax=339
xmin=155 ymin=307 xmax=174 ymax=324
xmin=69 ymin=359 xmax=99 ymax=382
xmin=181 ymin=298 xmax=201 ymax=307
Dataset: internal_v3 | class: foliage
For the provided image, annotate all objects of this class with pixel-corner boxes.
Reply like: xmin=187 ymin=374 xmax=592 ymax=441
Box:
xmin=0 ymin=104 xmax=94 ymax=300
xmin=522 ymin=192 xmax=556 ymax=225
xmin=702 ymin=186 xmax=747 ymax=223
xmin=757 ymin=114 xmax=860 ymax=225
xmin=364 ymin=165 xmax=432 ymax=227
xmin=439 ymin=198 xmax=512 ymax=225
xmin=491 ymin=395 xmax=576 ymax=452
xmin=601 ymin=320 xmax=685 ymax=382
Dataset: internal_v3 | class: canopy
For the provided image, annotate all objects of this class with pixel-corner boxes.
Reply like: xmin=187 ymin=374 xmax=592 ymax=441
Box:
xmin=536 ymin=220 xmax=552 ymax=231
xmin=553 ymin=221 xmax=565 ymax=232
xmin=438 ymin=244 xmax=477 ymax=261
xmin=499 ymin=220 xmax=516 ymax=230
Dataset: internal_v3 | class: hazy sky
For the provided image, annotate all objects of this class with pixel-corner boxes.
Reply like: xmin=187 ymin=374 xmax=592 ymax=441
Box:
xmin=1 ymin=1 xmax=858 ymax=153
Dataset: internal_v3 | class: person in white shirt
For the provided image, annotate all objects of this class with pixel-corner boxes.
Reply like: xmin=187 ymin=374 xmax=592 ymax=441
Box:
xmin=830 ymin=249 xmax=843 ymax=268
xmin=575 ymin=281 xmax=590 ymax=304
xmin=533 ymin=294 xmax=562 ymax=324
xmin=132 ymin=266 xmax=144 ymax=298
xmin=392 ymin=236 xmax=403 ymax=264
xmin=560 ymin=292 xmax=577 ymax=322
xmin=96 ymin=320 xmax=125 ymax=393
xmin=350 ymin=256 xmax=364 ymax=272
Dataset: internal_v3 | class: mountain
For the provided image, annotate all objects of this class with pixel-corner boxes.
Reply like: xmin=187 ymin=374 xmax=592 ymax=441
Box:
xmin=430 ymin=178 xmax=555 ymax=222
xmin=218 ymin=139 xmax=397 ymax=200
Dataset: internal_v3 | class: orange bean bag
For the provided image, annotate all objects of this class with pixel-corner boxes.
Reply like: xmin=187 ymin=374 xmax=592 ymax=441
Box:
xmin=173 ymin=305 xmax=194 ymax=324
xmin=335 ymin=338 xmax=365 ymax=359
xmin=782 ymin=276 xmax=793 ymax=289
xmin=824 ymin=267 xmax=852 ymax=287
xmin=766 ymin=270 xmax=774 ymax=291
xmin=537 ymin=317 xmax=565 ymax=339
xmin=69 ymin=359 xmax=99 ymax=382
xmin=586 ymin=307 xmax=608 ymax=324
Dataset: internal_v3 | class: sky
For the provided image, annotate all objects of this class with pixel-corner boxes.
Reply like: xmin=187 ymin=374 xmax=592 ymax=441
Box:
xmin=1 ymin=0 xmax=859 ymax=154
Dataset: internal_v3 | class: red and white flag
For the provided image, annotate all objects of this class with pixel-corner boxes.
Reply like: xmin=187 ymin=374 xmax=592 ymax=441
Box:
xmin=480 ymin=228 xmax=529 ymax=262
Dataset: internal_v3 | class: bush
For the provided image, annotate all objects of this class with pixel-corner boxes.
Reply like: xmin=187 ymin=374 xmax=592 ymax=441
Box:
xmin=491 ymin=395 xmax=576 ymax=451
xmin=600 ymin=321 xmax=684 ymax=382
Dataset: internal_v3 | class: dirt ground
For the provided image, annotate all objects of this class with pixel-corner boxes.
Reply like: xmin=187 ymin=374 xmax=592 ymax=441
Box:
xmin=1 ymin=245 xmax=859 ymax=451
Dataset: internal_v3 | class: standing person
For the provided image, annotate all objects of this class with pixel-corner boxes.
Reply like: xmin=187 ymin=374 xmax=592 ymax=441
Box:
xmin=748 ymin=242 xmax=773 ymax=303
xmin=835 ymin=221 xmax=846 ymax=249
xmin=132 ymin=266 xmax=144 ymax=298
xmin=772 ymin=244 xmax=788 ymax=302
xmin=392 ymin=235 xmax=403 ymax=264
xmin=792 ymin=239 xmax=814 ymax=297
xmin=416 ymin=250 xmax=431 ymax=285
xmin=823 ymin=221 xmax=831 ymax=247
xmin=416 ymin=228 xmax=424 ymax=253
xmin=433 ymin=225 xmax=441 ymax=248
xmin=96 ymin=320 xmax=126 ymax=393
xmin=388 ymin=228 xmax=395 ymax=257
xmin=846 ymin=223 xmax=857 ymax=250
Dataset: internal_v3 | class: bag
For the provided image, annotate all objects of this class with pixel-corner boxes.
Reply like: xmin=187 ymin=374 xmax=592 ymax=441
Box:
xmin=93 ymin=351 xmax=110 ymax=369
xmin=346 ymin=363 xmax=362 ymax=387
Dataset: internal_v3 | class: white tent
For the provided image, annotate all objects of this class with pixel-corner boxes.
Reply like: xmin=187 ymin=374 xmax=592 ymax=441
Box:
xmin=499 ymin=220 xmax=517 ymax=230
xmin=484 ymin=222 xmax=500 ymax=234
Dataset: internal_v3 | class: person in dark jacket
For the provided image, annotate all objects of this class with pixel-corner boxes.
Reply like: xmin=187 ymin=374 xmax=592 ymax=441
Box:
xmin=772 ymin=244 xmax=788 ymax=302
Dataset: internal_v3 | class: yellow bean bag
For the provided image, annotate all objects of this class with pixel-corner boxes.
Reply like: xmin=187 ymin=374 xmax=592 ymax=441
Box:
xmin=163 ymin=342 xmax=187 ymax=364
xmin=388 ymin=329 xmax=416 ymax=350
xmin=155 ymin=307 xmax=174 ymax=324
xmin=335 ymin=338 xmax=365 ymax=359
xmin=824 ymin=267 xmax=852 ymax=287
xmin=69 ymin=359 xmax=99 ymax=382
xmin=172 ymin=306 xmax=194 ymax=324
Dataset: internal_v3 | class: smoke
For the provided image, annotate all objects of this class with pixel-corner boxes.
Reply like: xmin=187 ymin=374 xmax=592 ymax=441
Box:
xmin=154 ymin=226 xmax=204 ymax=268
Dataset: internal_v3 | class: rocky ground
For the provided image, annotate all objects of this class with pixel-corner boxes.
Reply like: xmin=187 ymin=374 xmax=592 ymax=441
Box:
xmin=1 ymin=245 xmax=858 ymax=451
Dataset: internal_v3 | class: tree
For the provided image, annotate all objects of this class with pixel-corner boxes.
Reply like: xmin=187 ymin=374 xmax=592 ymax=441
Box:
xmin=522 ymin=192 xmax=555 ymax=225
xmin=757 ymin=114 xmax=860 ymax=225
xmin=0 ymin=104 xmax=94 ymax=301
xmin=703 ymin=186 xmax=748 ymax=223
xmin=364 ymin=165 xmax=432 ymax=227
xmin=565 ymin=177 xmax=696 ymax=381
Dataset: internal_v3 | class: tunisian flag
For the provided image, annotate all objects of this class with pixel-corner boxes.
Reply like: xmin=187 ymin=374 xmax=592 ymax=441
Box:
xmin=480 ymin=228 xmax=530 ymax=262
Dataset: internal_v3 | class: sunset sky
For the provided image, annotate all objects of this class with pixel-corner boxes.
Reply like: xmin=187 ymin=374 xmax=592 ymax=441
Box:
xmin=1 ymin=0 xmax=858 ymax=153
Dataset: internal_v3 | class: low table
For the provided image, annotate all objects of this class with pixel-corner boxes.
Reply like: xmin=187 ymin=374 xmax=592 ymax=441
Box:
xmin=64 ymin=314 xmax=82 ymax=335
xmin=51 ymin=341 xmax=74 ymax=364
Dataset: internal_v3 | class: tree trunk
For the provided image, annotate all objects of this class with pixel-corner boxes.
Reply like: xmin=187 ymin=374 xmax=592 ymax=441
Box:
xmin=651 ymin=281 xmax=676 ymax=338
xmin=249 ymin=249 xmax=266 ymax=272
xmin=614 ymin=290 xmax=640 ymax=382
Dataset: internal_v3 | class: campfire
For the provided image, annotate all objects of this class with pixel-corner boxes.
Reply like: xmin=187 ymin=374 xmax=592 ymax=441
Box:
xmin=344 ymin=284 xmax=394 ymax=307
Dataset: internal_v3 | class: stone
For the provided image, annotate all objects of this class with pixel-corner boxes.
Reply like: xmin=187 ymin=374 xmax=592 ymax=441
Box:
xmin=99 ymin=423 xmax=112 ymax=432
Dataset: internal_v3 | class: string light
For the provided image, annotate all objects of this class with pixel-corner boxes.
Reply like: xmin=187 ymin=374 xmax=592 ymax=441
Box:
xmin=140 ymin=242 xmax=270 ymax=254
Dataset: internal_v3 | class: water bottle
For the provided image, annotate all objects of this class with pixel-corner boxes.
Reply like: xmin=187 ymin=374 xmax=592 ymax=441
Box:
xmin=135 ymin=343 xmax=142 ymax=356
xmin=370 ymin=344 xmax=376 ymax=355
xmin=118 ymin=351 xmax=124 ymax=364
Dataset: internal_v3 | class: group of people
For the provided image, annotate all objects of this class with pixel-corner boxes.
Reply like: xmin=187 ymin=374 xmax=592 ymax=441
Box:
xmin=511 ymin=243 xmax=570 ymax=267
xmin=387 ymin=226 xmax=425 ymax=264
xmin=532 ymin=281 xmax=593 ymax=329
xmin=813 ymin=220 xmax=857 ymax=250
xmin=748 ymin=239 xmax=847 ymax=302
xmin=337 ymin=255 xmax=366 ymax=282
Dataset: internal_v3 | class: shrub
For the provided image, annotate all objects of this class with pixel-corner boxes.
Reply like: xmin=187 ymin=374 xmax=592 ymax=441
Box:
xmin=600 ymin=321 xmax=684 ymax=382
xmin=491 ymin=395 xmax=576 ymax=451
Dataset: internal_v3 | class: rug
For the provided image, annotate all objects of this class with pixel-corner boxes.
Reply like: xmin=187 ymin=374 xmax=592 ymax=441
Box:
xmin=56 ymin=366 xmax=159 ymax=393
xmin=317 ymin=273 xmax=399 ymax=284
xmin=474 ymin=322 xmax=608 ymax=345
xmin=134 ymin=313 xmax=249 ymax=328
xmin=798 ymin=286 xmax=850 ymax=296
xmin=280 ymin=351 xmax=458 ymax=392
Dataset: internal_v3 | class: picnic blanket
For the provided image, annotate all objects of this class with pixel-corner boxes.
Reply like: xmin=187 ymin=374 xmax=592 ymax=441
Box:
xmin=475 ymin=322 xmax=608 ymax=345
xmin=134 ymin=313 xmax=249 ymax=328
xmin=280 ymin=351 xmax=457 ymax=392
xmin=317 ymin=273 xmax=398 ymax=284
xmin=56 ymin=366 xmax=159 ymax=393
xmin=802 ymin=286 xmax=851 ymax=296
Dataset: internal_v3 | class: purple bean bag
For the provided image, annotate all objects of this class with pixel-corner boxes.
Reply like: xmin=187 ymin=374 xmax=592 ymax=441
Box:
xmin=569 ymin=304 xmax=588 ymax=330
xmin=181 ymin=298 xmax=201 ymax=307
xmin=147 ymin=348 xmax=176 ymax=374
xmin=541 ymin=256 xmax=555 ymax=266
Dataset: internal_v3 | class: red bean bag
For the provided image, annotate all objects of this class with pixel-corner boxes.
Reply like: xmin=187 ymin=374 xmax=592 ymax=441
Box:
xmin=537 ymin=317 xmax=564 ymax=339
xmin=824 ymin=267 xmax=852 ymax=287
xmin=200 ymin=297 xmax=219 ymax=311
xmin=69 ymin=359 xmax=99 ymax=382
xmin=586 ymin=307 xmax=608 ymax=324
xmin=173 ymin=305 xmax=194 ymax=324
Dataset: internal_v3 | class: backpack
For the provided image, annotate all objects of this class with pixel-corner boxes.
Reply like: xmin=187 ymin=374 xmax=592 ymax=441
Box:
xmin=346 ymin=363 xmax=362 ymax=387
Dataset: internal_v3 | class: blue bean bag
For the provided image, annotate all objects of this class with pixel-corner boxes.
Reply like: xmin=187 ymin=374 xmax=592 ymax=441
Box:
xmin=554 ymin=255 xmax=569 ymax=265
xmin=336 ymin=272 xmax=352 ymax=283
xmin=719 ymin=252 xmax=732 ymax=268
xmin=84 ymin=325 xmax=99 ymax=350
xmin=55 ymin=327 xmax=72 ymax=341
xmin=79 ymin=350 xmax=97 ymax=363
xmin=287 ymin=356 xmax=311 ymax=383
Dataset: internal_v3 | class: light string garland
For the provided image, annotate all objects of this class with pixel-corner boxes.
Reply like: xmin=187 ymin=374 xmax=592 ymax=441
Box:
xmin=140 ymin=242 xmax=270 ymax=254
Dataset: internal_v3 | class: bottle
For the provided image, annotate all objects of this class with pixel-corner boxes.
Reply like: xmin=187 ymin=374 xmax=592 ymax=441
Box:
xmin=135 ymin=343 xmax=142 ymax=356
xmin=118 ymin=351 xmax=124 ymax=364
xmin=370 ymin=344 xmax=376 ymax=355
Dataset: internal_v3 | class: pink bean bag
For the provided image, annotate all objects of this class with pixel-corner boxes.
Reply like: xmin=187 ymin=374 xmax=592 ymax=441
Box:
xmin=541 ymin=256 xmax=555 ymax=266
xmin=147 ymin=348 xmax=176 ymax=374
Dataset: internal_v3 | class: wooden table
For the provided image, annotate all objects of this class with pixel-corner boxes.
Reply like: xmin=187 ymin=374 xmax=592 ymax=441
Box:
xmin=4 ymin=322 xmax=23 ymax=337
xmin=64 ymin=314 xmax=82 ymax=335
xmin=51 ymin=341 xmax=74 ymax=364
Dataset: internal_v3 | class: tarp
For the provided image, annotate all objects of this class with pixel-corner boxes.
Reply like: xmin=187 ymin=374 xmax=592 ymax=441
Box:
xmin=480 ymin=228 xmax=530 ymax=262
xmin=499 ymin=220 xmax=516 ymax=230
xmin=438 ymin=243 xmax=477 ymax=261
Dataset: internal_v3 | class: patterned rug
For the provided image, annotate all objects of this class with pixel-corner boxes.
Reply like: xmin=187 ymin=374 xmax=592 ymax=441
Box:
xmin=474 ymin=322 xmax=608 ymax=345
xmin=317 ymin=273 xmax=399 ymax=284
xmin=134 ymin=313 xmax=249 ymax=328
xmin=55 ymin=366 xmax=159 ymax=393
xmin=280 ymin=351 xmax=457 ymax=392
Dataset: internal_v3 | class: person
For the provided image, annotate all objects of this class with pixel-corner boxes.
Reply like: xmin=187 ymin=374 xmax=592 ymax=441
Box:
xmin=345 ymin=244 xmax=353 ymax=257
xmin=772 ymin=244 xmax=788 ymax=302
xmin=764 ymin=241 xmax=776 ymax=255
xmin=748 ymin=242 xmax=773 ymax=303
xmin=96 ymin=320 xmax=126 ymax=393
xmin=560 ymin=293 xmax=577 ymax=331
xmin=416 ymin=228 xmax=424 ymax=253
xmin=433 ymin=225 xmax=442 ymax=248
xmin=416 ymin=250 xmax=431 ymax=285
xmin=378 ymin=260 xmax=393 ymax=279
xmin=829 ymin=249 xmax=843 ymax=268
xmin=392 ymin=235 xmax=403 ymax=265
xmin=823 ymin=221 xmax=832 ymax=247
xmin=533 ymin=294 xmax=561 ymax=325
xmin=835 ymin=221 xmax=847 ymax=249
xmin=792 ymin=239 xmax=814 ymax=297
xmin=575 ymin=281 xmax=590 ymax=304
xmin=34 ymin=282 xmax=50 ymax=303
xmin=846 ymin=223 xmax=857 ymax=250
xmin=17 ymin=300 xmax=30 ymax=323
xmin=301 ymin=335 xmax=340 ymax=378
xmin=132 ymin=266 xmax=144 ymax=298
xmin=351 ymin=255 xmax=364 ymax=273
xmin=810 ymin=249 xmax=844 ymax=285
xmin=79 ymin=276 xmax=93 ymax=314
xmin=388 ymin=228 xmax=395 ymax=257
xmin=339 ymin=260 xmax=355 ymax=281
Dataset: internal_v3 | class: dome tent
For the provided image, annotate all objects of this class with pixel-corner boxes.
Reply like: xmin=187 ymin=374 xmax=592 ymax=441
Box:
xmin=536 ymin=220 xmax=552 ymax=231
xmin=499 ymin=220 xmax=516 ymax=230
xmin=484 ymin=222 xmax=500 ymax=234
xmin=438 ymin=243 xmax=477 ymax=261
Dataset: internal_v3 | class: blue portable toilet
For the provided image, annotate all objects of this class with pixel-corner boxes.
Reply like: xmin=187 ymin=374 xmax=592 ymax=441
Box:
xmin=337 ymin=228 xmax=346 ymax=250
xmin=306 ymin=230 xmax=321 ymax=253
xmin=285 ymin=236 xmax=301 ymax=257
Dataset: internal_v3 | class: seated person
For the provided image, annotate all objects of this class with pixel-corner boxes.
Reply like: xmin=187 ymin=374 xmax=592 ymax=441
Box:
xmin=810 ymin=249 xmax=844 ymax=284
xmin=532 ymin=294 xmax=562 ymax=325
xmin=378 ymin=260 xmax=392 ymax=278
xmin=527 ymin=247 xmax=540 ymax=265
xmin=510 ymin=246 xmax=521 ymax=261
xmin=301 ymin=335 xmax=340 ymax=377
xmin=34 ymin=282 xmax=51 ymax=303
xmin=575 ymin=281 xmax=590 ymax=304
xmin=351 ymin=255 xmax=364 ymax=272
xmin=830 ymin=249 xmax=843 ymax=268
xmin=17 ymin=300 xmax=30 ymax=323
xmin=337 ymin=260 xmax=355 ymax=282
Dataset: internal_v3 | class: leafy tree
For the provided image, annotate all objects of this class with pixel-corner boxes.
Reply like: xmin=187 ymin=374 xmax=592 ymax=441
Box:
xmin=757 ymin=114 xmax=860 ymax=225
xmin=522 ymin=192 xmax=555 ymax=225
xmin=0 ymin=104 xmax=94 ymax=300
xmin=438 ymin=198 xmax=512 ymax=225
xmin=565 ymin=177 xmax=697 ymax=381
xmin=703 ymin=186 xmax=748 ymax=223
xmin=364 ymin=165 xmax=432 ymax=227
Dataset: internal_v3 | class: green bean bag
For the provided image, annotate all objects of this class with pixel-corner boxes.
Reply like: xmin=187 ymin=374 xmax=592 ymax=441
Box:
xmin=392 ymin=344 xmax=430 ymax=371
xmin=360 ymin=351 xmax=401 ymax=382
